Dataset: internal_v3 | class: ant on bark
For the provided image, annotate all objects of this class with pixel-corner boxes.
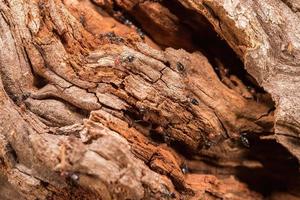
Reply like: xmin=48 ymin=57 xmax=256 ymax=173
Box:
xmin=240 ymin=133 xmax=250 ymax=148
xmin=136 ymin=28 xmax=145 ymax=40
xmin=191 ymin=98 xmax=199 ymax=105
xmin=176 ymin=62 xmax=185 ymax=72
xmin=103 ymin=32 xmax=124 ymax=44
xmin=122 ymin=55 xmax=135 ymax=63
xmin=181 ymin=162 xmax=189 ymax=174
xmin=114 ymin=55 xmax=135 ymax=67
xmin=60 ymin=171 xmax=80 ymax=186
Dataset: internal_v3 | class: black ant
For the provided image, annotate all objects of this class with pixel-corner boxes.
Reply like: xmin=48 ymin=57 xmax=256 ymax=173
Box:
xmin=163 ymin=133 xmax=171 ymax=145
xmin=203 ymin=139 xmax=213 ymax=149
xmin=191 ymin=98 xmax=199 ymax=105
xmin=240 ymin=133 xmax=250 ymax=148
xmin=79 ymin=15 xmax=85 ymax=26
xmin=115 ymin=13 xmax=134 ymax=27
xmin=123 ymin=55 xmax=135 ymax=63
xmin=176 ymin=62 xmax=185 ymax=71
xmin=65 ymin=172 xmax=80 ymax=187
xmin=136 ymin=28 xmax=145 ymax=40
xmin=181 ymin=162 xmax=189 ymax=174
xmin=162 ymin=188 xmax=176 ymax=199
xmin=104 ymin=32 xmax=124 ymax=44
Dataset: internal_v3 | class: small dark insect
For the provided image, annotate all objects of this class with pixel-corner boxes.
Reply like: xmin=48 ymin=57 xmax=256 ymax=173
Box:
xmin=105 ymin=32 xmax=125 ymax=44
xmin=181 ymin=162 xmax=189 ymax=174
xmin=115 ymin=37 xmax=124 ymax=43
xmin=79 ymin=15 xmax=85 ymax=25
xmin=139 ymin=107 xmax=146 ymax=114
xmin=163 ymin=133 xmax=171 ymax=145
xmin=106 ymin=32 xmax=116 ymax=38
xmin=162 ymin=188 xmax=176 ymax=199
xmin=123 ymin=55 xmax=135 ymax=63
xmin=176 ymin=62 xmax=185 ymax=71
xmin=124 ymin=19 xmax=133 ymax=27
xmin=240 ymin=133 xmax=250 ymax=148
xmin=191 ymin=98 xmax=199 ymax=105
xmin=204 ymin=139 xmax=212 ymax=149
xmin=136 ymin=28 xmax=145 ymax=39
xmin=66 ymin=172 xmax=80 ymax=187
xmin=118 ymin=15 xmax=126 ymax=23
xmin=118 ymin=15 xmax=133 ymax=27
xmin=70 ymin=173 xmax=79 ymax=182
xmin=247 ymin=86 xmax=256 ymax=95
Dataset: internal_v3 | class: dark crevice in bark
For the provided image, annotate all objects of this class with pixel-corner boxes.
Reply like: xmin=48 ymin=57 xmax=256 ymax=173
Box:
xmin=6 ymin=143 xmax=19 ymax=164
xmin=33 ymin=74 xmax=49 ymax=89
xmin=236 ymin=139 xmax=300 ymax=197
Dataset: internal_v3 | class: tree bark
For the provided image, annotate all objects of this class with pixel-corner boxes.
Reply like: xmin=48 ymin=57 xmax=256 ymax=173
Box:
xmin=0 ymin=0 xmax=299 ymax=199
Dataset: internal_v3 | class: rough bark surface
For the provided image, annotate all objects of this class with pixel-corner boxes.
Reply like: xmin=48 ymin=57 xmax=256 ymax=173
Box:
xmin=0 ymin=0 xmax=299 ymax=199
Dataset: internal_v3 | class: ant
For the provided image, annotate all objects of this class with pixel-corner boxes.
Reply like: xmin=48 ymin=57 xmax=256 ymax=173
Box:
xmin=181 ymin=162 xmax=189 ymax=174
xmin=61 ymin=171 xmax=80 ymax=187
xmin=79 ymin=15 xmax=85 ymax=26
xmin=163 ymin=133 xmax=171 ymax=145
xmin=176 ymin=62 xmax=185 ymax=72
xmin=162 ymin=187 xmax=176 ymax=199
xmin=104 ymin=32 xmax=124 ymax=44
xmin=136 ymin=28 xmax=145 ymax=40
xmin=203 ymin=139 xmax=213 ymax=149
xmin=122 ymin=55 xmax=135 ymax=63
xmin=191 ymin=98 xmax=199 ymax=105
xmin=240 ymin=133 xmax=250 ymax=148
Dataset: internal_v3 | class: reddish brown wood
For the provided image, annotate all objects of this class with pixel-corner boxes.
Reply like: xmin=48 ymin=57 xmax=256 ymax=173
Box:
xmin=0 ymin=0 xmax=299 ymax=199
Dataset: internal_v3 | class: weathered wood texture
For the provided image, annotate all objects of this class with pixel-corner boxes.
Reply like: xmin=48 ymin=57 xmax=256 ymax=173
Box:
xmin=0 ymin=0 xmax=299 ymax=199
xmin=177 ymin=0 xmax=300 ymax=163
xmin=105 ymin=0 xmax=300 ymax=157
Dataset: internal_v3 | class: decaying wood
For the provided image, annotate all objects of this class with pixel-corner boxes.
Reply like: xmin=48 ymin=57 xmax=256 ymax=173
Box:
xmin=0 ymin=0 xmax=299 ymax=199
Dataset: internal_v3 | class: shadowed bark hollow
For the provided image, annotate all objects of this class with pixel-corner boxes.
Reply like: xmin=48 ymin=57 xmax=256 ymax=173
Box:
xmin=0 ymin=0 xmax=299 ymax=199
